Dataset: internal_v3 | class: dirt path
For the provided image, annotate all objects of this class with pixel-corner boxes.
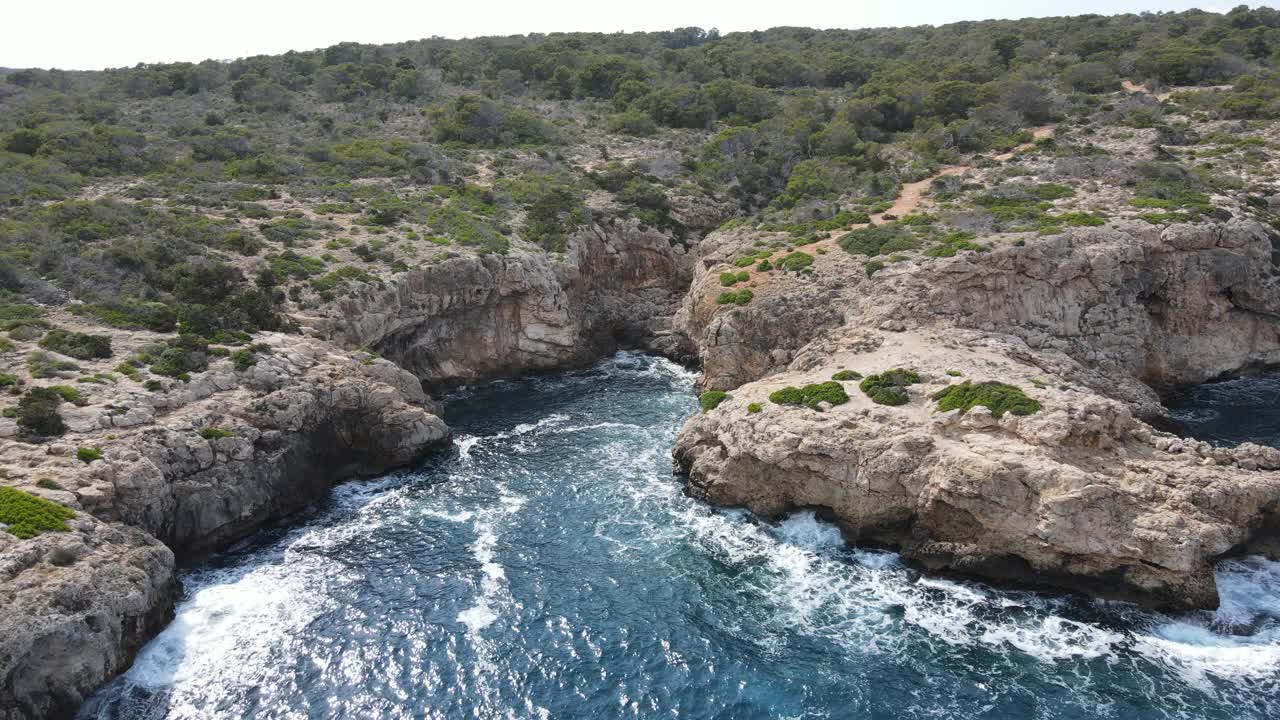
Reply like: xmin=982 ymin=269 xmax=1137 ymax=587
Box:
xmin=869 ymin=165 xmax=967 ymax=224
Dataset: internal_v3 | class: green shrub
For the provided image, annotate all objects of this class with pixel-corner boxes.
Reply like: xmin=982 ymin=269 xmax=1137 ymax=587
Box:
xmin=768 ymin=381 xmax=849 ymax=410
xmin=933 ymin=381 xmax=1042 ymax=418
xmin=47 ymin=385 xmax=87 ymax=406
xmin=38 ymin=329 xmax=113 ymax=360
xmin=27 ymin=351 xmax=79 ymax=379
xmin=0 ymin=487 xmax=76 ymax=539
xmin=716 ymin=289 xmax=754 ymax=306
xmin=747 ymin=402 xmax=762 ymax=413
xmin=35 ymin=478 xmax=62 ymax=490
xmin=311 ymin=266 xmax=378 ymax=295
xmin=0 ymin=373 xmax=19 ymax=388
xmin=149 ymin=335 xmax=210 ymax=378
xmin=76 ymin=447 xmax=104 ymax=463
xmin=70 ymin=302 xmax=177 ymax=333
xmin=733 ymin=257 xmax=756 ymax=268
xmin=832 ymin=370 xmax=862 ymax=381
xmin=776 ymin=251 xmax=814 ymax=272
xmin=864 ymin=260 xmax=886 ymax=277
xmin=859 ymin=369 xmax=921 ymax=406
xmin=720 ymin=272 xmax=743 ymax=287
xmin=839 ymin=225 xmax=915 ymax=256
xmin=143 ymin=379 xmax=163 ymax=391
xmin=15 ymin=387 xmax=65 ymax=437
xmin=924 ymin=230 xmax=986 ymax=258
xmin=699 ymin=390 xmax=729 ymax=413
xmin=198 ymin=427 xmax=237 ymax=440
xmin=756 ymin=259 xmax=773 ymax=272
xmin=230 ymin=348 xmax=260 ymax=371
xmin=946 ymin=370 xmax=962 ymax=377
xmin=114 ymin=361 xmax=140 ymax=379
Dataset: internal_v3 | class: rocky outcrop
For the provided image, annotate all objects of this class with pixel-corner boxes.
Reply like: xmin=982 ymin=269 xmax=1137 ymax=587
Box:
xmin=673 ymin=227 xmax=857 ymax=391
xmin=674 ymin=329 xmax=1280 ymax=609
xmin=94 ymin=338 xmax=449 ymax=558
xmin=310 ymin=220 xmax=694 ymax=388
xmin=0 ymin=334 xmax=448 ymax=718
xmin=673 ymin=218 xmax=1280 ymax=609
xmin=0 ymin=515 xmax=176 ymax=720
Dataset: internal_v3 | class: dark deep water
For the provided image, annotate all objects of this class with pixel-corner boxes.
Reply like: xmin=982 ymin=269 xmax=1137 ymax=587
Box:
xmin=82 ymin=355 xmax=1280 ymax=719
xmin=1164 ymin=370 xmax=1280 ymax=449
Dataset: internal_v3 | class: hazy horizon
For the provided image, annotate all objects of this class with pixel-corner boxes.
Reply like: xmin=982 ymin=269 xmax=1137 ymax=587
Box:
xmin=5 ymin=0 xmax=1252 ymax=71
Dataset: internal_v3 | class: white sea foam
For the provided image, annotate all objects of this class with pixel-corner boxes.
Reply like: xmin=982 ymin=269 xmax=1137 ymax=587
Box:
xmin=457 ymin=491 xmax=527 ymax=634
xmin=457 ymin=521 xmax=504 ymax=632
xmin=1131 ymin=556 xmax=1280 ymax=688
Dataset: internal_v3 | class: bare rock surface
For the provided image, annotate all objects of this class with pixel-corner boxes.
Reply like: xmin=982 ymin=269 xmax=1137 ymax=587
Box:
xmin=0 ymin=515 xmax=176 ymax=720
xmin=312 ymin=221 xmax=694 ymax=388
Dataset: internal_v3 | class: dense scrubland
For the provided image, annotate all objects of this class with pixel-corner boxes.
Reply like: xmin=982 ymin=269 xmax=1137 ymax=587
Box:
xmin=0 ymin=7 xmax=1278 ymax=448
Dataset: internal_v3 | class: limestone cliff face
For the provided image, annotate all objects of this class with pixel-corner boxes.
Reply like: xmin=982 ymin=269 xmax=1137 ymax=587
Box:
xmin=90 ymin=339 xmax=449 ymax=558
xmin=673 ymin=227 xmax=854 ymax=391
xmin=868 ymin=221 xmax=1280 ymax=408
xmin=0 ymin=336 xmax=447 ymax=719
xmin=672 ymin=220 xmax=1280 ymax=609
xmin=0 ymin=518 xmax=175 ymax=720
xmin=314 ymin=220 xmax=694 ymax=388
xmin=677 ymin=220 xmax=1280 ymax=411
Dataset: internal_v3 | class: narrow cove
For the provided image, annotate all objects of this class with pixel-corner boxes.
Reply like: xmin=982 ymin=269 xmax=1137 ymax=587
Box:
xmin=80 ymin=354 xmax=1280 ymax=720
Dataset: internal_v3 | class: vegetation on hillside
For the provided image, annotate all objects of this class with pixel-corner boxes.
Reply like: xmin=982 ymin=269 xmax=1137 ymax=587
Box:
xmin=0 ymin=7 xmax=1276 ymax=401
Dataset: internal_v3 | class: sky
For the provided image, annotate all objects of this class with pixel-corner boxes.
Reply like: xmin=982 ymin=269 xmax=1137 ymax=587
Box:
xmin=6 ymin=0 xmax=1244 ymax=70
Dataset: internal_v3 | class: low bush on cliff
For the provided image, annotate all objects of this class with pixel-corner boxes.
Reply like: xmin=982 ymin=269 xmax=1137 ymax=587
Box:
xmin=27 ymin=351 xmax=79 ymax=379
xmin=143 ymin=335 xmax=213 ymax=379
xmin=0 ymin=486 xmax=76 ymax=539
xmin=76 ymin=447 xmax=103 ymax=463
xmin=199 ymin=427 xmax=237 ymax=440
xmin=933 ymin=381 xmax=1041 ymax=417
xmin=719 ymin=271 xmax=749 ymax=287
xmin=859 ymin=369 xmax=921 ymax=406
xmin=47 ymin=385 xmax=87 ymax=406
xmin=776 ymin=251 xmax=814 ymax=272
xmin=716 ymin=289 xmax=754 ymax=306
xmin=768 ymin=381 xmax=849 ymax=410
xmin=16 ymin=387 xmax=66 ymax=437
xmin=699 ymin=390 xmax=729 ymax=412
xmin=831 ymin=370 xmax=862 ymax=381
xmin=924 ymin=231 xmax=986 ymax=258
xmin=839 ymin=225 xmax=916 ymax=257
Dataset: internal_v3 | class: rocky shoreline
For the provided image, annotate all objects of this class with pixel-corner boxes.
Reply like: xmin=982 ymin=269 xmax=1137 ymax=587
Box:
xmin=3 ymin=164 xmax=1280 ymax=720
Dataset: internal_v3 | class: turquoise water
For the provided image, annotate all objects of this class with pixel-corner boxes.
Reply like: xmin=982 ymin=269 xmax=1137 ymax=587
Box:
xmin=81 ymin=354 xmax=1280 ymax=719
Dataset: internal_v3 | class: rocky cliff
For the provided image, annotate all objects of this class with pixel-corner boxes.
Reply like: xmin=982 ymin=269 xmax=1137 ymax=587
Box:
xmin=0 ymin=333 xmax=448 ymax=719
xmin=672 ymin=217 xmax=1280 ymax=609
xmin=677 ymin=220 xmax=1280 ymax=410
xmin=674 ymin=327 xmax=1280 ymax=610
xmin=308 ymin=220 xmax=694 ymax=388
